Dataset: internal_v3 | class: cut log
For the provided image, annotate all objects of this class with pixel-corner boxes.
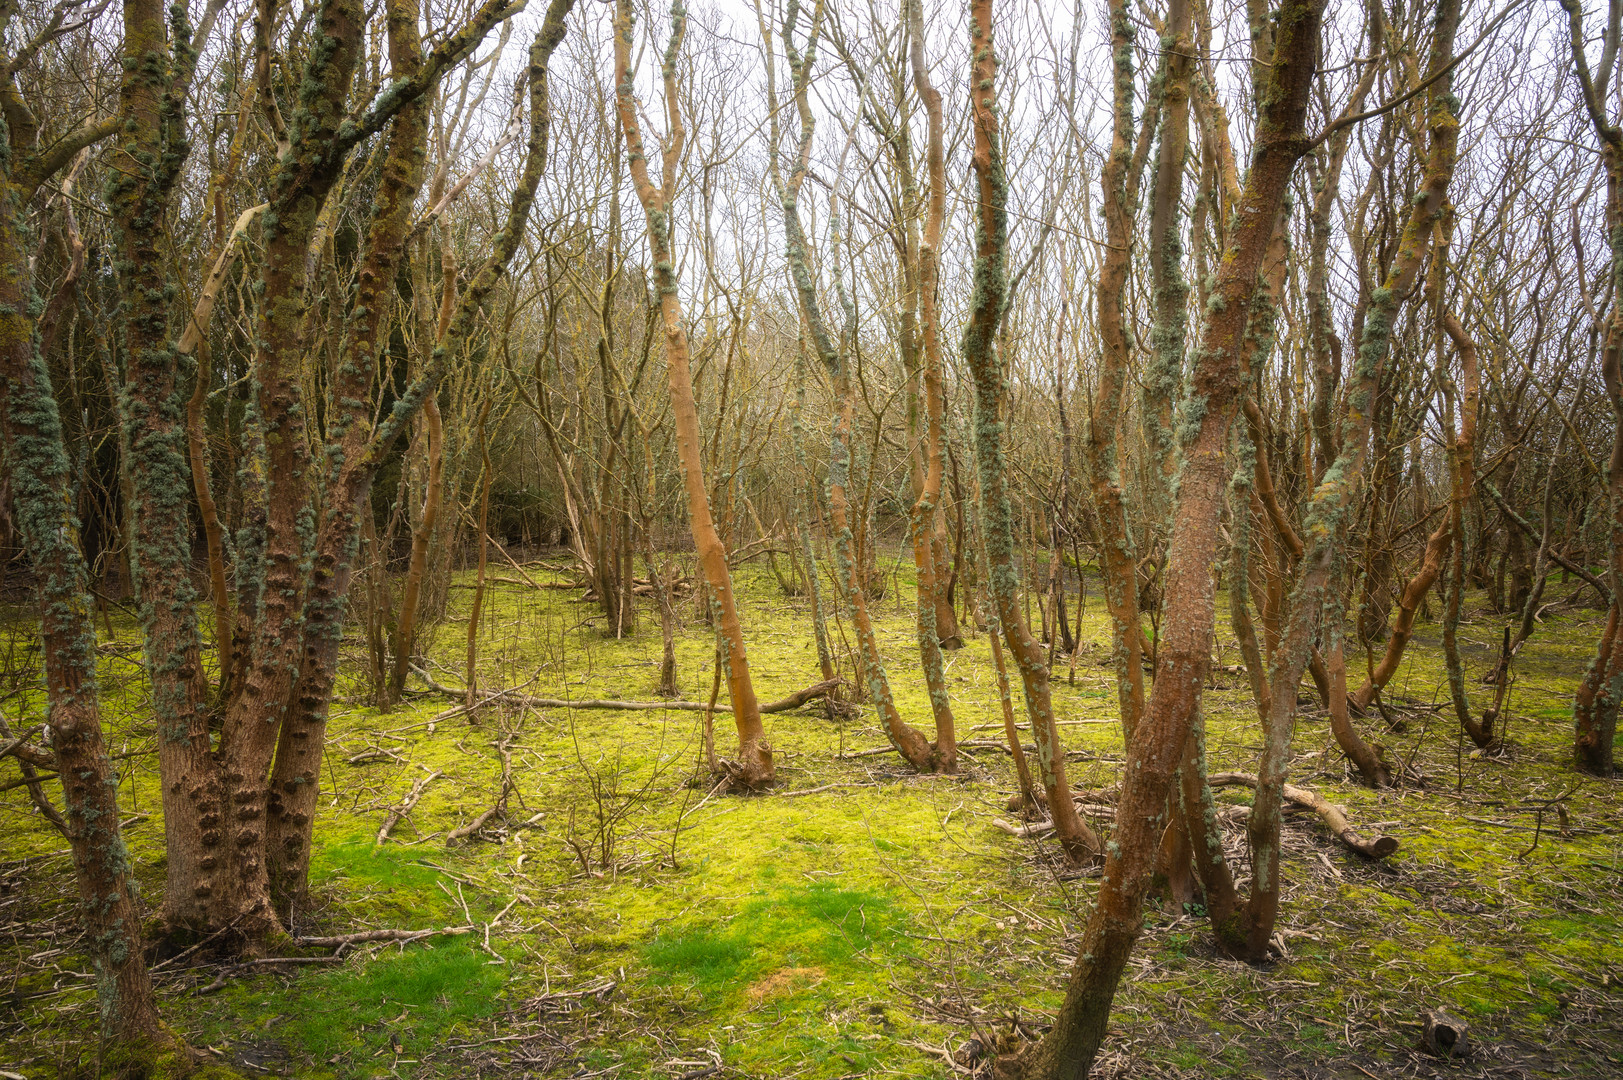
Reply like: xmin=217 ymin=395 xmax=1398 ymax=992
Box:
xmin=1420 ymin=1009 xmax=1470 ymax=1058
xmin=1207 ymin=771 xmax=1399 ymax=858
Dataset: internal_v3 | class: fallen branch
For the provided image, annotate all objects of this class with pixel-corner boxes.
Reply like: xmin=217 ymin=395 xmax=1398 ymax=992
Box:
xmin=376 ymin=767 xmax=444 ymax=845
xmin=347 ymin=747 xmax=407 ymax=766
xmin=992 ymin=818 xmax=1054 ymax=838
xmin=293 ymin=925 xmax=474 ymax=949
xmin=417 ymin=668 xmax=839 ymax=716
xmin=835 ymin=746 xmax=898 ymax=759
xmin=1208 ymin=772 xmax=1399 ymax=858
xmin=447 ymin=736 xmax=514 ymax=846
xmin=777 ymin=782 xmax=878 ymax=798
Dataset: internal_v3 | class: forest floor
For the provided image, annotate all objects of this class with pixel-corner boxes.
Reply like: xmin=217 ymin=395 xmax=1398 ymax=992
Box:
xmin=2 ymin=552 xmax=1621 ymax=1079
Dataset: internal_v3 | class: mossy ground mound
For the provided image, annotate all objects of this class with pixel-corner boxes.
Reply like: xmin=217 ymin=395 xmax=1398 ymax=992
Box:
xmin=2 ymin=554 xmax=1619 ymax=1077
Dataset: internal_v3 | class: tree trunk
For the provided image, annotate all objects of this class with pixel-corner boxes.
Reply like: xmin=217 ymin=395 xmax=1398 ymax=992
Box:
xmin=466 ymin=397 xmax=494 ymax=706
xmin=1564 ymin=0 xmax=1623 ymax=777
xmin=0 ymin=151 xmax=172 ymax=1051
xmin=390 ymin=392 xmax=445 ymax=705
xmin=1006 ymin=1 xmax=1326 ymax=1071
xmin=1086 ymin=0 xmax=1148 ymax=744
xmin=613 ymin=0 xmax=771 ymax=788
xmin=266 ymin=8 xmax=574 ymax=912
xmin=906 ymin=0 xmax=959 ymax=771
xmin=961 ymin=0 xmax=1100 ymax=865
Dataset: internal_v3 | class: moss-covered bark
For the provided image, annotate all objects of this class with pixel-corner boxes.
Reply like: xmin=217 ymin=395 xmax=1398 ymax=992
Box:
xmin=1231 ymin=0 xmax=1461 ymax=961
xmin=0 ymin=57 xmax=170 ymax=1048
xmin=100 ymin=0 xmax=233 ymax=940
xmin=269 ymin=4 xmax=576 ymax=910
xmin=960 ymin=0 xmax=1098 ymax=862
xmin=1086 ymin=0 xmax=1147 ymax=744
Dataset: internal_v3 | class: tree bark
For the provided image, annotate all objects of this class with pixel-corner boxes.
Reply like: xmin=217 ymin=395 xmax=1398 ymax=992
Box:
xmin=1562 ymin=0 xmax=1622 ymax=777
xmin=0 ymin=123 xmax=171 ymax=1049
xmin=614 ymin=0 xmax=771 ymax=787
xmin=1005 ymin=1 xmax=1326 ymax=1072
xmin=962 ymin=0 xmax=1100 ymax=865
xmin=266 ymin=5 xmax=575 ymax=913
xmin=905 ymin=0 xmax=959 ymax=772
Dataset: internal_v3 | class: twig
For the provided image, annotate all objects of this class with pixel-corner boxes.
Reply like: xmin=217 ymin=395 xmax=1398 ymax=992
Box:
xmin=447 ymin=735 xmax=515 ymax=845
xmin=293 ymin=925 xmax=474 ymax=948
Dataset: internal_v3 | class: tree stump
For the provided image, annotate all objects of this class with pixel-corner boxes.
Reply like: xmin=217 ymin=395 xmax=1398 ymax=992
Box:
xmin=1420 ymin=1009 xmax=1470 ymax=1058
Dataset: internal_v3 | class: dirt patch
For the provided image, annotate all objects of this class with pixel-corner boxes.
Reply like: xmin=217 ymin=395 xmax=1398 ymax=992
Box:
xmin=746 ymin=965 xmax=825 ymax=1003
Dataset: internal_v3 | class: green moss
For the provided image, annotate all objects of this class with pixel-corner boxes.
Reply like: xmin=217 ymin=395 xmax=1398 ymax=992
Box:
xmin=5 ymin=553 xmax=1621 ymax=1076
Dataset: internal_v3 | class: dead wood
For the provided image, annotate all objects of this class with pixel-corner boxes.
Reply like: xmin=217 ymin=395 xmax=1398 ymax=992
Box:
xmin=418 ymin=669 xmax=839 ymax=716
xmin=375 ymin=767 xmax=444 ymax=845
xmin=1419 ymin=1009 xmax=1470 ymax=1058
xmin=1207 ymin=771 xmax=1398 ymax=858
xmin=447 ymin=736 xmax=515 ymax=845
xmin=293 ymin=925 xmax=474 ymax=949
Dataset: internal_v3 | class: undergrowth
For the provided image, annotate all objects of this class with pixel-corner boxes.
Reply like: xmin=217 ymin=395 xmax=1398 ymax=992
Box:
xmin=1 ymin=551 xmax=1619 ymax=1078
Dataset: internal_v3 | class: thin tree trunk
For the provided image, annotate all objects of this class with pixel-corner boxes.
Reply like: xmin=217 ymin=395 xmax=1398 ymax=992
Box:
xmin=1222 ymin=0 xmax=1461 ymax=961
xmin=105 ymin=0 xmax=224 ymax=941
xmin=466 ymin=396 xmax=494 ymax=707
xmin=906 ymin=0 xmax=958 ymax=772
xmin=0 ymin=155 xmax=172 ymax=1052
xmin=613 ymin=0 xmax=771 ymax=787
xmin=1086 ymin=0 xmax=1148 ymax=745
xmin=767 ymin=1 xmax=936 ymax=771
xmin=961 ymin=0 xmax=1100 ymax=866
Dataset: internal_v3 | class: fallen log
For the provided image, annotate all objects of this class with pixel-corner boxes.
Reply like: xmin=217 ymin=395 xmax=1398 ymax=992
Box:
xmin=1207 ymin=771 xmax=1399 ymax=858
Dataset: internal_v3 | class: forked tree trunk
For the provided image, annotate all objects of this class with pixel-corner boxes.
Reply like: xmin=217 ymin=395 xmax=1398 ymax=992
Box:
xmin=1002 ymin=1 xmax=1326 ymax=1072
xmin=1206 ymin=0 xmax=1461 ymax=962
xmin=613 ymin=0 xmax=771 ymax=788
xmin=266 ymin=8 xmax=575 ymax=913
xmin=1350 ymin=515 xmax=1451 ymax=711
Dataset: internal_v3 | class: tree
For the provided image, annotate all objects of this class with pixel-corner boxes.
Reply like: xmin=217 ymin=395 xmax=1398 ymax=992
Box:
xmin=1002 ymin=0 xmax=1328 ymax=1071
xmin=613 ymin=0 xmax=774 ymax=789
